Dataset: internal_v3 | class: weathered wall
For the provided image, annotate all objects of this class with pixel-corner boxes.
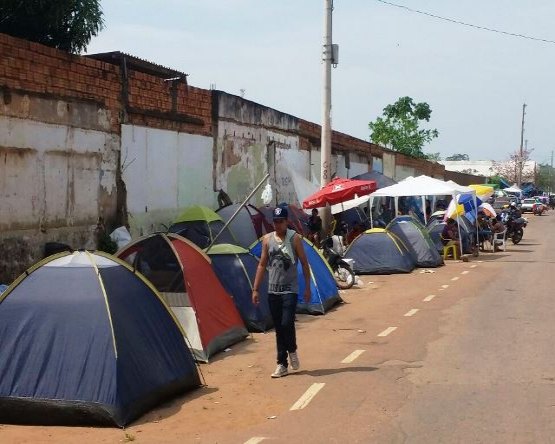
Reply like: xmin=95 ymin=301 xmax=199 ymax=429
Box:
xmin=121 ymin=124 xmax=214 ymax=236
xmin=0 ymin=33 xmax=122 ymax=282
xmin=213 ymin=92 xmax=306 ymax=206
xmin=0 ymin=33 xmax=213 ymax=282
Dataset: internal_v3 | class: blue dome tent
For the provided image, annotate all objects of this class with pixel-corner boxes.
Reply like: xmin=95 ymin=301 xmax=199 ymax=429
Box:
xmin=387 ymin=216 xmax=443 ymax=267
xmin=345 ymin=228 xmax=416 ymax=274
xmin=0 ymin=251 xmax=200 ymax=427
xmin=207 ymin=244 xmax=273 ymax=332
xmin=250 ymin=236 xmax=341 ymax=315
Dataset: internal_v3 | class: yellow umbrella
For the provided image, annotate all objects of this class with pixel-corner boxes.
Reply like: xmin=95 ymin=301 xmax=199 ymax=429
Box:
xmin=468 ymin=184 xmax=494 ymax=199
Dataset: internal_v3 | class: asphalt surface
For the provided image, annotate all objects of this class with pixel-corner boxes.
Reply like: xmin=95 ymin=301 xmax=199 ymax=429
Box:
xmin=2 ymin=212 xmax=553 ymax=444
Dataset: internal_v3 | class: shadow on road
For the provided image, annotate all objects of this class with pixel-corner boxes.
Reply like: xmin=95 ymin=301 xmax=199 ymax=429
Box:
xmin=293 ymin=366 xmax=379 ymax=377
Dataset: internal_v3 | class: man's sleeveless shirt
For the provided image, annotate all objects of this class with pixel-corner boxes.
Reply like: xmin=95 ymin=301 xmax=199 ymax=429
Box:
xmin=267 ymin=229 xmax=299 ymax=295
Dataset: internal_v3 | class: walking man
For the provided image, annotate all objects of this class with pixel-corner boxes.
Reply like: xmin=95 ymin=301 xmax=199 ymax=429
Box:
xmin=252 ymin=206 xmax=311 ymax=378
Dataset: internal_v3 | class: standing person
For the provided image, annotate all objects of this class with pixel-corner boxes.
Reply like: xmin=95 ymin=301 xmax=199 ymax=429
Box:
xmin=307 ymin=208 xmax=323 ymax=247
xmin=252 ymin=206 xmax=311 ymax=378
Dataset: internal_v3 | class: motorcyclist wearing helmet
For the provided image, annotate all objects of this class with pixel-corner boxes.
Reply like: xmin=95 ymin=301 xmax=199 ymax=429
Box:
xmin=508 ymin=201 xmax=521 ymax=218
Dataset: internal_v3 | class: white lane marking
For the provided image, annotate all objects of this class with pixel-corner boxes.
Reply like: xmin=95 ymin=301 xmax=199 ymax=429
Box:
xmin=442 ymin=284 xmax=450 ymax=288
xmin=423 ymin=295 xmax=436 ymax=302
xmin=451 ymin=277 xmax=460 ymax=281
xmin=471 ymin=265 xmax=478 ymax=268
xmin=244 ymin=438 xmax=267 ymax=444
xmin=404 ymin=309 xmax=419 ymax=317
xmin=290 ymin=383 xmax=326 ymax=411
xmin=461 ymin=270 xmax=469 ymax=275
xmin=341 ymin=349 xmax=365 ymax=364
xmin=377 ymin=327 xmax=398 ymax=337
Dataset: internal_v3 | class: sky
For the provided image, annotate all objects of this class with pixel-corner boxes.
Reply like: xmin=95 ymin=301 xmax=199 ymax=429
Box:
xmin=87 ymin=1 xmax=555 ymax=165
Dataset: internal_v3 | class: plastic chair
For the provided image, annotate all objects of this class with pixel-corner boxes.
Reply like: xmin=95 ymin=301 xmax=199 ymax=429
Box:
xmin=492 ymin=229 xmax=507 ymax=252
xmin=442 ymin=241 xmax=459 ymax=260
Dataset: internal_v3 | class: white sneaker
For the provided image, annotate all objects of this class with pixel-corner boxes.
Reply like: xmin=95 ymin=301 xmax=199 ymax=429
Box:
xmin=289 ymin=351 xmax=300 ymax=370
xmin=271 ymin=364 xmax=288 ymax=378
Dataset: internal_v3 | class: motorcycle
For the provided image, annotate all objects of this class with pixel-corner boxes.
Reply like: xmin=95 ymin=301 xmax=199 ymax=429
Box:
xmin=322 ymin=236 xmax=356 ymax=290
xmin=533 ymin=203 xmax=545 ymax=216
xmin=500 ymin=210 xmax=527 ymax=244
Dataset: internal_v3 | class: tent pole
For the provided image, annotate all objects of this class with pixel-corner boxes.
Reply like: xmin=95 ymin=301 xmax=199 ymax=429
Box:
xmin=395 ymin=197 xmax=399 ymax=217
xmin=421 ymin=195 xmax=427 ymax=224
xmin=369 ymin=196 xmax=374 ymax=228
xmin=454 ymin=193 xmax=463 ymax=256
xmin=473 ymin=193 xmax=479 ymax=251
xmin=207 ymin=173 xmax=270 ymax=253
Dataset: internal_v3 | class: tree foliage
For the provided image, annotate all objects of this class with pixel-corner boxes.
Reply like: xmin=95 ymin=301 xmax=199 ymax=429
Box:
xmin=445 ymin=153 xmax=469 ymax=161
xmin=0 ymin=0 xmax=104 ymax=53
xmin=369 ymin=96 xmax=439 ymax=158
xmin=492 ymin=148 xmax=533 ymax=185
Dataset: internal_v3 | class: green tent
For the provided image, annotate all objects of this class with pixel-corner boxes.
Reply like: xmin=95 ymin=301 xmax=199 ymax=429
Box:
xmin=169 ymin=206 xmax=238 ymax=249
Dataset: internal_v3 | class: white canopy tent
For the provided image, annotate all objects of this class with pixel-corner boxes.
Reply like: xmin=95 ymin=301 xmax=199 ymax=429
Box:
xmin=369 ymin=175 xmax=478 ymax=253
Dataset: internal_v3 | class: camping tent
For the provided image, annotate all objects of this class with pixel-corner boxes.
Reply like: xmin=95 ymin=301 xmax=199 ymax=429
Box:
xmin=344 ymin=228 xmax=416 ymax=274
xmin=258 ymin=204 xmax=310 ymax=236
xmin=117 ymin=233 xmax=248 ymax=362
xmin=216 ymin=204 xmax=272 ymax=249
xmin=370 ymin=175 xmax=478 ymax=251
xmin=169 ymin=205 xmax=238 ymax=249
xmin=0 ymin=251 xmax=200 ymax=427
xmin=426 ymin=216 xmax=475 ymax=254
xmin=387 ymin=216 xmax=443 ymax=267
xmin=250 ymin=236 xmax=341 ymax=315
xmin=207 ymin=244 xmax=273 ymax=332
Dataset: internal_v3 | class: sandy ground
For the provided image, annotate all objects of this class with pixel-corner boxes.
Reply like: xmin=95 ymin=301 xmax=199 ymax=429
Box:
xmin=1 ymin=212 xmax=550 ymax=443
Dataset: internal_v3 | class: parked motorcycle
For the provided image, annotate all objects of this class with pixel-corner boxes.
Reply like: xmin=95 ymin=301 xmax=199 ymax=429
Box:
xmin=500 ymin=210 xmax=527 ymax=244
xmin=533 ymin=203 xmax=545 ymax=216
xmin=322 ymin=236 xmax=356 ymax=290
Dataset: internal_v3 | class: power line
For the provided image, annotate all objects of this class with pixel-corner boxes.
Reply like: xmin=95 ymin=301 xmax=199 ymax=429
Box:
xmin=375 ymin=0 xmax=555 ymax=45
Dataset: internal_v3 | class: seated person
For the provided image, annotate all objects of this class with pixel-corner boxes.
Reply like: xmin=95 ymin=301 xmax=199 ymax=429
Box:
xmin=441 ymin=218 xmax=462 ymax=254
xmin=307 ymin=208 xmax=323 ymax=247
xmin=490 ymin=215 xmax=505 ymax=234
xmin=346 ymin=222 xmax=365 ymax=245
xmin=477 ymin=211 xmax=493 ymax=246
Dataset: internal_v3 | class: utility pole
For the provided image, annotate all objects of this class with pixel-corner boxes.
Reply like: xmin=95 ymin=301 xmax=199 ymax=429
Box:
xmin=518 ymin=103 xmax=527 ymax=186
xmin=320 ymin=0 xmax=333 ymax=232
xmin=550 ymin=150 xmax=554 ymax=193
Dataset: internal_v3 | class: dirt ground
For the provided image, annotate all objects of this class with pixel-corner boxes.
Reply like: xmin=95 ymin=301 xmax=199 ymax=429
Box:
xmin=2 ymin=214 xmax=541 ymax=443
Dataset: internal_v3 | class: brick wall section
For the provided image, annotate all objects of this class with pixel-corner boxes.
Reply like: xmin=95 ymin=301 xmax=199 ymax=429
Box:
xmin=126 ymin=71 xmax=212 ymax=135
xmin=0 ymin=33 xmax=121 ymax=132
xmin=298 ymin=118 xmax=448 ymax=176
xmin=444 ymin=170 xmax=487 ymax=186
xmin=0 ymin=33 xmax=212 ymax=135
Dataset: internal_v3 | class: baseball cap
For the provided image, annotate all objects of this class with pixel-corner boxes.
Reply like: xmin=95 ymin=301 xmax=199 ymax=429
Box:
xmin=272 ymin=206 xmax=288 ymax=220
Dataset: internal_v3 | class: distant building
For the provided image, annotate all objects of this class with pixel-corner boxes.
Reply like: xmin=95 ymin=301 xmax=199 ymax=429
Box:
xmin=440 ymin=160 xmax=537 ymax=183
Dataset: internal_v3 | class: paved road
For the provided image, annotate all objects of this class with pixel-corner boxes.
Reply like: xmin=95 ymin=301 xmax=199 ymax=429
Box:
xmin=3 ymin=213 xmax=553 ymax=444
xmin=232 ymin=213 xmax=555 ymax=444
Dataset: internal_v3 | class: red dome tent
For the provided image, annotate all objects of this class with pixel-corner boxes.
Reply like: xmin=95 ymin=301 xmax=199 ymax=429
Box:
xmin=117 ymin=233 xmax=248 ymax=362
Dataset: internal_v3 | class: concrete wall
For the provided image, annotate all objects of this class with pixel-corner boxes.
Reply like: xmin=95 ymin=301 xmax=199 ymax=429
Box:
xmin=0 ymin=92 xmax=119 ymax=282
xmin=121 ymin=125 xmax=214 ymax=236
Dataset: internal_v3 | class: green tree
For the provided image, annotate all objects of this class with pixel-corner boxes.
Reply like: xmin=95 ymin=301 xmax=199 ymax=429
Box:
xmin=0 ymin=0 xmax=104 ymax=53
xmin=445 ymin=153 xmax=469 ymax=161
xmin=425 ymin=152 xmax=442 ymax=162
xmin=369 ymin=96 xmax=439 ymax=158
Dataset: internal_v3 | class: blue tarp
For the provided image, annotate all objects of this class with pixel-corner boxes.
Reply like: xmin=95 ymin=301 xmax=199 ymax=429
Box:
xmin=250 ymin=237 xmax=341 ymax=315
xmin=0 ymin=284 xmax=7 ymax=294
xmin=0 ymin=252 xmax=200 ymax=427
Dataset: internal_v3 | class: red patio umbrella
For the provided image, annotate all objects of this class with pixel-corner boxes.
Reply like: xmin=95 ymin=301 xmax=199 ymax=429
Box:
xmin=302 ymin=177 xmax=377 ymax=209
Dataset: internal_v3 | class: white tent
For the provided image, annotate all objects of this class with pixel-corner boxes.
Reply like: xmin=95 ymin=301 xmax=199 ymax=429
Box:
xmin=369 ymin=175 xmax=478 ymax=252
xmin=504 ymin=184 xmax=522 ymax=195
